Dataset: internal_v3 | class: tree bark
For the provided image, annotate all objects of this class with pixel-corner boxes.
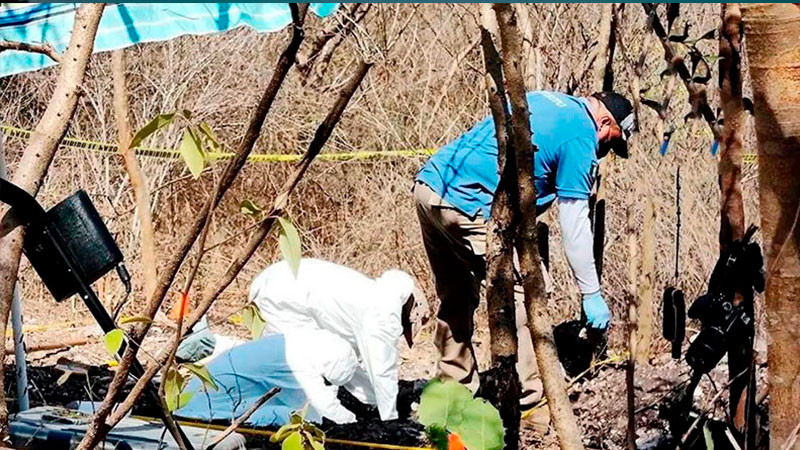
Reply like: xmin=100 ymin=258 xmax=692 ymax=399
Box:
xmin=591 ymin=4 xmax=614 ymax=93
xmin=493 ymin=4 xmax=585 ymax=450
xmin=636 ymin=196 xmax=655 ymax=365
xmin=719 ymin=4 xmax=754 ymax=446
xmin=741 ymin=4 xmax=800 ymax=449
xmin=478 ymin=6 xmax=520 ymax=447
xmin=625 ymin=198 xmax=639 ymax=450
xmin=112 ymin=48 xmax=159 ymax=300
xmin=0 ymin=3 xmax=105 ymax=438
xmin=719 ymin=3 xmax=746 ymax=250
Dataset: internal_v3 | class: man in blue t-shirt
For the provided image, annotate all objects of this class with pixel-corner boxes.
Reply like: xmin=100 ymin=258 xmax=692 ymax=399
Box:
xmin=413 ymin=91 xmax=635 ymax=418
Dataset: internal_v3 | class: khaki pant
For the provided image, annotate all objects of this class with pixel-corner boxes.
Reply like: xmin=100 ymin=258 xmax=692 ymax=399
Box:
xmin=414 ymin=182 xmax=548 ymax=407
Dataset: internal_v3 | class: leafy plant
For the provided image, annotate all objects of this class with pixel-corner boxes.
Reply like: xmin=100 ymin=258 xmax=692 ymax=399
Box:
xmin=240 ymin=303 xmax=267 ymax=340
xmin=104 ymin=329 xmax=125 ymax=356
xmin=163 ymin=366 xmax=194 ymax=412
xmin=131 ymin=110 xmax=222 ymax=179
xmin=240 ymin=199 xmax=263 ymax=219
xmin=418 ymin=379 xmax=504 ymax=450
xmin=270 ymin=407 xmax=325 ymax=450
xmin=182 ymin=363 xmax=219 ymax=391
xmin=278 ymin=217 xmax=302 ymax=277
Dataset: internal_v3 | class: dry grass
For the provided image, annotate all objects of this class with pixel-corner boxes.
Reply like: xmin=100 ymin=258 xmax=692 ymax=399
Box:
xmin=0 ymin=4 xmax=761 ymax=374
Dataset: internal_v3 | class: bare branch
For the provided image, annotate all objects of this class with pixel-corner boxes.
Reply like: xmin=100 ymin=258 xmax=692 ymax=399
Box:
xmin=204 ymin=388 xmax=280 ymax=450
xmin=103 ymin=61 xmax=373 ymax=431
xmin=112 ymin=48 xmax=159 ymax=300
xmin=0 ymin=40 xmax=62 ymax=62
xmin=75 ymin=5 xmax=310 ymax=449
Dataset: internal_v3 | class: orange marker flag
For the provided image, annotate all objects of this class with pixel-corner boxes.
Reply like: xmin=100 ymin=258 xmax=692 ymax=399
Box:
xmin=169 ymin=292 xmax=190 ymax=322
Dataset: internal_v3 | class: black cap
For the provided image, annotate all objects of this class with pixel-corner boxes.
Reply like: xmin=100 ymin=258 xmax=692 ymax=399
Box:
xmin=592 ymin=91 xmax=636 ymax=158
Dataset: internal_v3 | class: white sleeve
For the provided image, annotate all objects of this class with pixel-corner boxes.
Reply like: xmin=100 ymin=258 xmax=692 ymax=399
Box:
xmin=355 ymin=326 xmax=399 ymax=421
xmin=294 ymin=369 xmax=356 ymax=424
xmin=558 ymin=198 xmax=600 ymax=294
xmin=285 ymin=336 xmax=356 ymax=424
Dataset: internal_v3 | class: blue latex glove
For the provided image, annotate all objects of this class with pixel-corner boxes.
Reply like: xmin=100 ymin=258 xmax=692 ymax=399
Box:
xmin=582 ymin=291 xmax=610 ymax=330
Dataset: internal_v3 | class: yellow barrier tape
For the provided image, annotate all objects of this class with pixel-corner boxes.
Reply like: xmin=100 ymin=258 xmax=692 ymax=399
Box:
xmin=133 ymin=415 xmax=434 ymax=450
xmin=3 ymin=123 xmax=758 ymax=164
xmin=1 ymin=124 xmax=435 ymax=163
xmin=521 ymin=353 xmax=627 ymax=419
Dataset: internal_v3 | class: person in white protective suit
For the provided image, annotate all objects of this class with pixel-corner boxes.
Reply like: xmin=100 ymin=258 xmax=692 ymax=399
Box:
xmin=249 ymin=258 xmax=425 ymax=421
xmin=177 ymin=329 xmax=359 ymax=425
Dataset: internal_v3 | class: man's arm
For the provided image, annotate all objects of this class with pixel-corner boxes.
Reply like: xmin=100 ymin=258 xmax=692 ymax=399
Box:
xmin=558 ymin=198 xmax=600 ymax=294
xmin=558 ymin=198 xmax=610 ymax=329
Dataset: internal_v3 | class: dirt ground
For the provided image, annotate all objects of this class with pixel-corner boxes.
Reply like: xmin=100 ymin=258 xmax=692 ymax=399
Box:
xmin=3 ymin=309 xmax=770 ymax=449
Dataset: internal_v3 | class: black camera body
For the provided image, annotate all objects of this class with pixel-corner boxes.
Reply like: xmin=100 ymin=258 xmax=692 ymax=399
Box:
xmin=684 ymin=225 xmax=763 ymax=375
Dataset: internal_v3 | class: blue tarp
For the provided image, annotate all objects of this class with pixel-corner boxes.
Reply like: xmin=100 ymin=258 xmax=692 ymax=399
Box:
xmin=0 ymin=3 xmax=338 ymax=78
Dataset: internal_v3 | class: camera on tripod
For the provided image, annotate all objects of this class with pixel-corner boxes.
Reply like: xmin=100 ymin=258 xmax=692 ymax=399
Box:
xmin=683 ymin=225 xmax=764 ymax=375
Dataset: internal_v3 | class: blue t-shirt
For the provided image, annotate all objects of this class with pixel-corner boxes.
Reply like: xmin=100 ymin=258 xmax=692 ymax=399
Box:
xmin=416 ymin=91 xmax=599 ymax=219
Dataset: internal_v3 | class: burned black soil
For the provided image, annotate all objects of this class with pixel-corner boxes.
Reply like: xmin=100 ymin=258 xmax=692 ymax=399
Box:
xmin=4 ymin=365 xmax=429 ymax=449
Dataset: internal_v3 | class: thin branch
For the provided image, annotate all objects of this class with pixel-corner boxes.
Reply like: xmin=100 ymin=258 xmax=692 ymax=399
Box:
xmin=204 ymin=388 xmax=280 ymax=450
xmin=103 ymin=61 xmax=373 ymax=431
xmin=75 ymin=5 xmax=310 ymax=449
xmin=641 ymin=3 xmax=720 ymax=139
xmin=112 ymin=48 xmax=159 ymax=299
xmin=0 ymin=40 xmax=62 ymax=62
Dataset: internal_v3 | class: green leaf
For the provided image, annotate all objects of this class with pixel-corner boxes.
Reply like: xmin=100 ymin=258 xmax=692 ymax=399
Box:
xmin=425 ymin=425 xmax=449 ymax=450
xmin=119 ymin=316 xmax=153 ymax=325
xmin=418 ymin=379 xmax=472 ymax=430
xmin=278 ymin=217 xmax=302 ymax=278
xmin=176 ymin=392 xmax=194 ymax=410
xmin=130 ymin=113 xmax=176 ymax=148
xmin=164 ymin=367 xmax=191 ymax=412
xmin=104 ymin=329 xmax=125 ymax=356
xmin=455 ymin=398 xmax=505 ymax=450
xmin=240 ymin=199 xmax=263 ymax=218
xmin=271 ymin=424 xmax=300 ymax=443
xmin=282 ymin=432 xmax=304 ymax=450
xmin=183 ymin=363 xmax=219 ymax=391
xmin=179 ymin=128 xmax=205 ymax=179
xmin=309 ymin=438 xmax=325 ymax=450
xmin=198 ymin=122 xmax=221 ymax=152
xmin=56 ymin=370 xmax=73 ymax=386
xmin=703 ymin=423 xmax=714 ymax=450
xmin=241 ymin=303 xmax=266 ymax=340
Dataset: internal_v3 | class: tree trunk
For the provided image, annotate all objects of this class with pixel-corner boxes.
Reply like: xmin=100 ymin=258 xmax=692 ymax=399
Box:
xmin=625 ymin=198 xmax=639 ymax=450
xmin=112 ymin=48 xmax=159 ymax=300
xmin=741 ymin=4 xmax=800 ymax=449
xmin=0 ymin=4 xmax=105 ymax=438
xmin=478 ymin=5 xmax=520 ymax=447
xmin=591 ymin=4 xmax=614 ymax=93
xmin=719 ymin=3 xmax=746 ymax=250
xmin=493 ymin=4 xmax=585 ymax=450
xmin=719 ymin=4 xmax=755 ymax=447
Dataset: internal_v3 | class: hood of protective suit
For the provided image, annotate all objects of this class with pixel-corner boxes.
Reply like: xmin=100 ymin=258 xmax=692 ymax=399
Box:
xmin=375 ymin=269 xmax=424 ymax=347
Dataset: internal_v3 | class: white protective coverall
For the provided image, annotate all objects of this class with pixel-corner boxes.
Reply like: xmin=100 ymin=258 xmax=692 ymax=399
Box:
xmin=178 ymin=330 xmax=358 ymax=425
xmin=249 ymin=258 xmax=414 ymax=421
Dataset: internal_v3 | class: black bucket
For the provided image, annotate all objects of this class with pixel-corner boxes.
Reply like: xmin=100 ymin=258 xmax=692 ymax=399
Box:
xmin=23 ymin=190 xmax=123 ymax=302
